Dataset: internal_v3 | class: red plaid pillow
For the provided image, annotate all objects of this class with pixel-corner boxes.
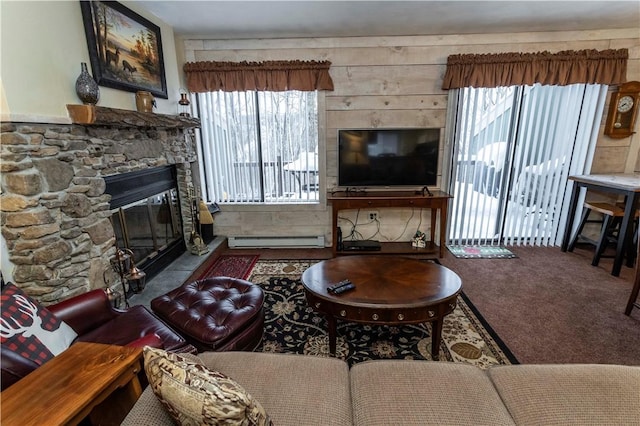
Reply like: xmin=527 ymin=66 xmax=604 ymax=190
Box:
xmin=1 ymin=284 xmax=77 ymax=366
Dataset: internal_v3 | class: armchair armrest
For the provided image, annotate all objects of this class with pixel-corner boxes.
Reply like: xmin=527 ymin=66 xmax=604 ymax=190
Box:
xmin=127 ymin=333 xmax=164 ymax=349
xmin=48 ymin=289 xmax=118 ymax=336
xmin=1 ymin=350 xmax=40 ymax=391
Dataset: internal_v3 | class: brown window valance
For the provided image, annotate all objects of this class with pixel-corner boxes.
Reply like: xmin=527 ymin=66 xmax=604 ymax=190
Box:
xmin=442 ymin=49 xmax=628 ymax=89
xmin=183 ymin=60 xmax=334 ymax=92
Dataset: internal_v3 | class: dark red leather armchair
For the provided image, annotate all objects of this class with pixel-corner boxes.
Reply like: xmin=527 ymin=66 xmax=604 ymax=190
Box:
xmin=1 ymin=289 xmax=196 ymax=390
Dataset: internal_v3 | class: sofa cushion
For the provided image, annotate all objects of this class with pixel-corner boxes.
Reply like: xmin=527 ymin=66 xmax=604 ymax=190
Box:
xmin=0 ymin=284 xmax=77 ymax=365
xmin=488 ymin=364 xmax=640 ymax=425
xmin=143 ymin=347 xmax=273 ymax=425
xmin=199 ymin=351 xmax=354 ymax=426
xmin=350 ymin=360 xmax=516 ymax=426
xmin=123 ymin=351 xmax=354 ymax=426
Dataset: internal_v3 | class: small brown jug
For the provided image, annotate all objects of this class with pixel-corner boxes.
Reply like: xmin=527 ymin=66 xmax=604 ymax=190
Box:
xmin=135 ymin=91 xmax=155 ymax=113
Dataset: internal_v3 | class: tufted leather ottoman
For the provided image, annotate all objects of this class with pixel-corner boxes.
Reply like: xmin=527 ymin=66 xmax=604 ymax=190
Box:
xmin=150 ymin=277 xmax=265 ymax=352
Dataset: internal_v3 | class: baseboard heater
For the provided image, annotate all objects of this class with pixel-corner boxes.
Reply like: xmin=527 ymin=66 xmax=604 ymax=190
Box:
xmin=228 ymin=236 xmax=325 ymax=249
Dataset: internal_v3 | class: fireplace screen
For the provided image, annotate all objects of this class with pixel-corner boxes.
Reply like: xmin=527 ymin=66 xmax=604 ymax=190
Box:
xmin=105 ymin=165 xmax=185 ymax=278
xmin=110 ymin=189 xmax=182 ymax=265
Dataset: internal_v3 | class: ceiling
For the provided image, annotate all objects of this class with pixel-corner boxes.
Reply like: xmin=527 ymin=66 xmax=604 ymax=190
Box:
xmin=132 ymin=1 xmax=640 ymax=39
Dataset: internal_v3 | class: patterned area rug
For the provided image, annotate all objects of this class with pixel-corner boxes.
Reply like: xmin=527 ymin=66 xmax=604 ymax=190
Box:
xmin=248 ymin=260 xmax=517 ymax=368
xmin=196 ymin=255 xmax=260 ymax=280
xmin=448 ymin=245 xmax=517 ymax=259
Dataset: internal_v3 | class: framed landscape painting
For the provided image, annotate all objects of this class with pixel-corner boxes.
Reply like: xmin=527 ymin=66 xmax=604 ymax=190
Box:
xmin=80 ymin=0 xmax=168 ymax=98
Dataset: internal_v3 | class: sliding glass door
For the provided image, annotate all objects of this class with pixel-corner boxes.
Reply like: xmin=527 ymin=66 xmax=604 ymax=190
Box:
xmin=447 ymin=83 xmax=607 ymax=246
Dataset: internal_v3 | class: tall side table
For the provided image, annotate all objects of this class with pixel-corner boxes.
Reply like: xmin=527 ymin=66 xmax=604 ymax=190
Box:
xmin=1 ymin=342 xmax=143 ymax=426
xmin=561 ymin=174 xmax=640 ymax=276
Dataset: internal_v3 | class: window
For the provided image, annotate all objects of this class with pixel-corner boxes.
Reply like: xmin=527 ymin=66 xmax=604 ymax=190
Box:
xmin=195 ymin=90 xmax=319 ymax=204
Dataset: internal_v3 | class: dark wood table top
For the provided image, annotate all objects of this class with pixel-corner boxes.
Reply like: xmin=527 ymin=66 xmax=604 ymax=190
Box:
xmin=1 ymin=342 xmax=142 ymax=426
xmin=301 ymin=255 xmax=462 ymax=310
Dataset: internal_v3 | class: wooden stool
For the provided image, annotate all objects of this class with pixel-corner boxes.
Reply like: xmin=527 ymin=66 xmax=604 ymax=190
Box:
xmin=568 ymin=201 xmax=638 ymax=267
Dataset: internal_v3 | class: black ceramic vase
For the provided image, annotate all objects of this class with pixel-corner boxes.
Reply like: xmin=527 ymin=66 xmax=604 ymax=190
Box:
xmin=75 ymin=62 xmax=99 ymax=105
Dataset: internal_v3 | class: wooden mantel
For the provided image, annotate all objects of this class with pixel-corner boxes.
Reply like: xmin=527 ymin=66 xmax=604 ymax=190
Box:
xmin=66 ymin=104 xmax=200 ymax=129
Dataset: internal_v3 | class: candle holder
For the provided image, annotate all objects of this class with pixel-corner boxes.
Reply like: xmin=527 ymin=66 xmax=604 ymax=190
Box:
xmin=178 ymin=90 xmax=191 ymax=117
xmin=187 ymin=184 xmax=209 ymax=256
xmin=110 ymin=247 xmax=147 ymax=306
xmin=104 ymin=287 xmax=122 ymax=308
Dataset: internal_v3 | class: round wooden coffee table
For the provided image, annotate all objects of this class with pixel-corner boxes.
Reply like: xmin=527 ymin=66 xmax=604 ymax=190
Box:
xmin=301 ymin=255 xmax=462 ymax=360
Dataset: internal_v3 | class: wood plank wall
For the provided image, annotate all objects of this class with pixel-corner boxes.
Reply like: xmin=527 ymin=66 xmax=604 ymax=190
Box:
xmin=181 ymin=29 xmax=640 ymax=244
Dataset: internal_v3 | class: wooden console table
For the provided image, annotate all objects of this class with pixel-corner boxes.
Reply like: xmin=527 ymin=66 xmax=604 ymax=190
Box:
xmin=1 ymin=342 xmax=143 ymax=426
xmin=328 ymin=190 xmax=452 ymax=257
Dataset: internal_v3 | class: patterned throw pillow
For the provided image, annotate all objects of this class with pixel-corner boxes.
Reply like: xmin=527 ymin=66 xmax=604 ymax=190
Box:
xmin=144 ymin=346 xmax=273 ymax=426
xmin=0 ymin=284 xmax=78 ymax=365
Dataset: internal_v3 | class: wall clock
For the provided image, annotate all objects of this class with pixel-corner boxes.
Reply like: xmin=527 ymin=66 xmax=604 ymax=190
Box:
xmin=604 ymin=81 xmax=640 ymax=138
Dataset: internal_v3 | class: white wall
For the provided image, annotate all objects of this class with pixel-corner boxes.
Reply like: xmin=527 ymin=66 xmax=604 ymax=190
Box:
xmin=183 ymin=29 xmax=640 ymax=246
xmin=0 ymin=1 xmax=184 ymax=282
xmin=1 ymin=2 xmax=638 ymax=249
xmin=0 ymin=1 xmax=183 ymax=121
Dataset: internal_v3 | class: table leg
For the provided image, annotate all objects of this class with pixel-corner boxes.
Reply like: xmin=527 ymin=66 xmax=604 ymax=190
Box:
xmin=562 ymin=182 xmax=581 ymax=252
xmin=331 ymin=207 xmax=339 ymax=256
xmin=612 ymin=194 xmax=638 ymax=277
xmin=430 ymin=208 xmax=437 ymax=253
xmin=440 ymin=201 xmax=448 ymax=258
xmin=327 ymin=316 xmax=337 ymax=355
xmin=625 ymin=235 xmax=640 ymax=316
xmin=430 ymin=319 xmax=442 ymax=361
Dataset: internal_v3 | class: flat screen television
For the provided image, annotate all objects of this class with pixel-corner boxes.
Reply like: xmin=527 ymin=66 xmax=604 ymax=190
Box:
xmin=338 ymin=128 xmax=440 ymax=188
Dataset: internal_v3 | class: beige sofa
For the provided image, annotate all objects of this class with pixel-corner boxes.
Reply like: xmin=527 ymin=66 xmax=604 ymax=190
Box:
xmin=123 ymin=351 xmax=640 ymax=426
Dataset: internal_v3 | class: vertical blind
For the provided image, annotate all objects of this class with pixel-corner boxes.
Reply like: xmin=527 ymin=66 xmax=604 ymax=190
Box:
xmin=448 ymin=86 xmax=517 ymax=245
xmin=502 ymin=83 xmax=606 ymax=246
xmin=447 ymin=83 xmax=607 ymax=246
xmin=194 ymin=90 xmax=319 ymax=204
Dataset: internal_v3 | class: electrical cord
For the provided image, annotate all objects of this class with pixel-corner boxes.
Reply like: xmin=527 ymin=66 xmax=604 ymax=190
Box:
xmin=340 ymin=208 xmax=420 ymax=242
xmin=329 ymin=187 xmax=369 ymax=196
xmin=337 ymin=216 xmax=356 ymax=240
xmin=363 ymin=217 xmax=383 ymax=241
xmin=415 ymin=208 xmax=423 ymax=234
xmin=419 ymin=186 xmax=433 ymax=196
xmin=338 ymin=211 xmax=365 ymax=241
xmin=345 ymin=187 xmax=367 ymax=195
xmin=391 ymin=208 xmax=415 ymax=241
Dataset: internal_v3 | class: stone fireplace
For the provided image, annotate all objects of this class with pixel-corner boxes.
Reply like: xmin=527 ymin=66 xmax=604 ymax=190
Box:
xmin=0 ymin=106 xmax=200 ymax=304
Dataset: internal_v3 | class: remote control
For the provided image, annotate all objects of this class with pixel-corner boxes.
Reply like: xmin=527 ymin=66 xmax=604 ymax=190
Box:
xmin=327 ymin=279 xmax=351 ymax=293
xmin=333 ymin=283 xmax=355 ymax=294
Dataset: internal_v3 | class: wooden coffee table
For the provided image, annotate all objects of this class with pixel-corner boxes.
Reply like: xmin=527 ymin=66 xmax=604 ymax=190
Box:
xmin=301 ymin=255 xmax=462 ymax=360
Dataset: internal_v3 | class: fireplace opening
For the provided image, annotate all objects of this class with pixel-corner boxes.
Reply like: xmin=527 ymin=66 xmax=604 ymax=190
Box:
xmin=105 ymin=166 xmax=186 ymax=280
